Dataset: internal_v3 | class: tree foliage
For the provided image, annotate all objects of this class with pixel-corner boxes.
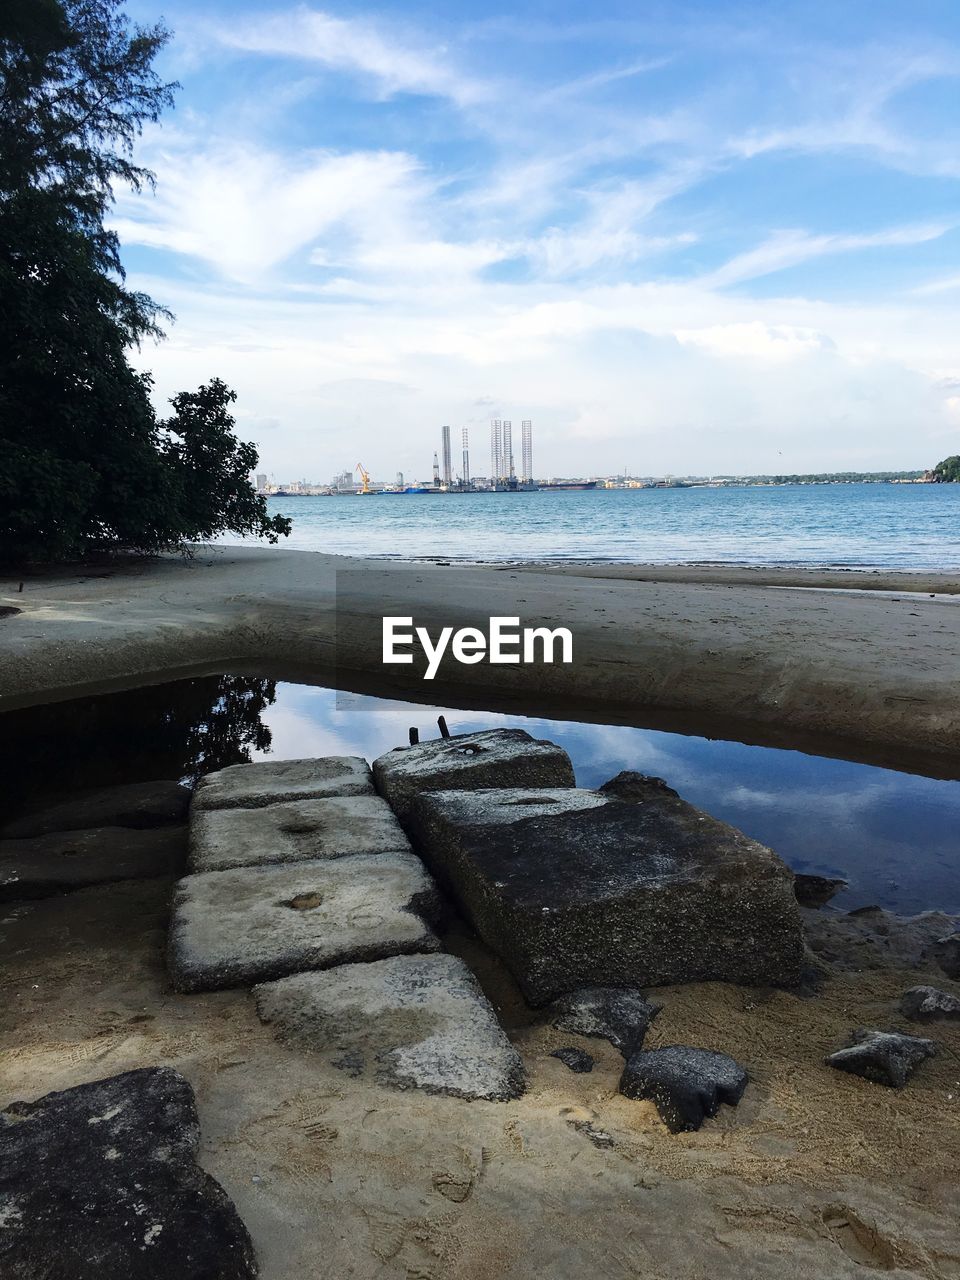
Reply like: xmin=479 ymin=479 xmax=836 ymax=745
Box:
xmin=0 ymin=0 xmax=291 ymax=563
xmin=931 ymin=456 xmax=960 ymax=483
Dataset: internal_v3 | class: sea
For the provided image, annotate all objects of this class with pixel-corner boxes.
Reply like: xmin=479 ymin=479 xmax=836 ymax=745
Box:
xmin=250 ymin=483 xmax=960 ymax=568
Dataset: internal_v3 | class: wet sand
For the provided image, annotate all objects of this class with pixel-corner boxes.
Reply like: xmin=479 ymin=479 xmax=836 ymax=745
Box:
xmin=2 ymin=547 xmax=959 ymax=764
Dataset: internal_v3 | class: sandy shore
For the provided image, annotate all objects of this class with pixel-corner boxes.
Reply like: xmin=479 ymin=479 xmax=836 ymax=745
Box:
xmin=2 ymin=546 xmax=960 ymax=763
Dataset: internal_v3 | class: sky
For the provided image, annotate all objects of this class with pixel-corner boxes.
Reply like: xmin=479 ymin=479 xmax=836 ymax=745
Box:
xmin=114 ymin=0 xmax=960 ymax=481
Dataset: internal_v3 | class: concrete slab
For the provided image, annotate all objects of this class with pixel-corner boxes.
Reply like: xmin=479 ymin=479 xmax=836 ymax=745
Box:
xmin=2 ymin=780 xmax=190 ymax=839
xmin=0 ymin=825 xmax=187 ymax=900
xmin=189 ymin=794 xmax=409 ymax=872
xmin=409 ymin=773 xmax=804 ymax=1005
xmin=373 ymin=728 xmax=575 ymax=823
xmin=191 ymin=756 xmax=373 ymax=812
xmin=254 ymin=953 xmax=525 ymax=1101
xmin=167 ymin=853 xmax=441 ymax=992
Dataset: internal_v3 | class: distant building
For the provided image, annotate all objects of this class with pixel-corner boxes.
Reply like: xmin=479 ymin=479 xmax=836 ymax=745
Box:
xmin=255 ymin=473 xmax=267 ymax=492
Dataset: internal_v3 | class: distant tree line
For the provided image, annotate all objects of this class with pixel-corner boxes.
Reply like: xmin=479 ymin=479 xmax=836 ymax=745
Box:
xmin=931 ymin=457 xmax=960 ymax=483
xmin=0 ymin=0 xmax=291 ymax=564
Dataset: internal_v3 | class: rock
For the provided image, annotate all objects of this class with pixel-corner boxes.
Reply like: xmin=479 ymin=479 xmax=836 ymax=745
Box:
xmin=191 ymin=756 xmax=373 ymax=812
xmin=168 ymin=853 xmax=441 ymax=992
xmin=189 ymin=794 xmax=409 ymax=873
xmin=932 ymin=933 xmax=960 ymax=979
xmin=409 ymin=778 xmax=804 ymax=1005
xmin=0 ymin=1066 xmax=257 ymax=1279
xmin=549 ymin=986 xmax=661 ymax=1055
xmin=1 ymin=780 xmax=190 ymax=839
xmin=372 ymin=728 xmax=575 ymax=823
xmin=0 ymin=825 xmax=187 ymax=900
xmin=803 ymin=906 xmax=960 ymax=973
xmin=550 ymin=1047 xmax=594 ymax=1073
xmin=794 ymin=873 xmax=848 ymax=908
xmin=826 ymin=1028 xmax=937 ymax=1088
xmin=899 ymin=986 xmax=960 ymax=1022
xmin=254 ymin=953 xmax=525 ymax=1101
xmin=619 ymin=1046 xmax=749 ymax=1133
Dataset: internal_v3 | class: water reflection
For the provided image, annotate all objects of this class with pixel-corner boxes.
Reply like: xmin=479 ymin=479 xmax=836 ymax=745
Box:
xmin=0 ymin=675 xmax=278 ymax=810
xmin=2 ymin=676 xmax=957 ymax=915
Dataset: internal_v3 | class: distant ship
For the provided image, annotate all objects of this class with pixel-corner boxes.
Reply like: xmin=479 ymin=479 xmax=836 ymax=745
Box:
xmin=538 ymin=480 xmax=598 ymax=491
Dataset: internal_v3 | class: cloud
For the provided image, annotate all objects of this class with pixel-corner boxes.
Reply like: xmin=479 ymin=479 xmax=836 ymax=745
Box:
xmin=700 ymin=223 xmax=952 ymax=289
xmin=673 ymin=322 xmax=829 ymax=361
xmin=207 ymin=5 xmax=490 ymax=106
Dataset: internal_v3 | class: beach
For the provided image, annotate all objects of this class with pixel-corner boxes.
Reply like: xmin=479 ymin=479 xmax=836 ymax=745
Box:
xmin=2 ymin=546 xmax=959 ymax=767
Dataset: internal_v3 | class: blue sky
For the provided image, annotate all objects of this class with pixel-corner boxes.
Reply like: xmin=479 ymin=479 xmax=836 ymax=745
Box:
xmin=115 ymin=1 xmax=960 ymax=479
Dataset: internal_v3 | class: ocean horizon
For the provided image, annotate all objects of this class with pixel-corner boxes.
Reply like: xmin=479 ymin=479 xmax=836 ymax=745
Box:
xmin=242 ymin=482 xmax=960 ymax=570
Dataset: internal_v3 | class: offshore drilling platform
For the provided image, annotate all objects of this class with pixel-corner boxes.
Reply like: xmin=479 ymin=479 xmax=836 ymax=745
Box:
xmin=377 ymin=419 xmax=540 ymax=494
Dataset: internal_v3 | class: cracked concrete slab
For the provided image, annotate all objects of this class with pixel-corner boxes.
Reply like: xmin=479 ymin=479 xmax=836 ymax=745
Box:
xmin=191 ymin=756 xmax=373 ymax=813
xmin=189 ymin=794 xmax=410 ymax=872
xmin=167 ymin=853 xmax=441 ymax=992
xmin=373 ymin=728 xmax=575 ymax=822
xmin=255 ymin=953 xmax=525 ymax=1101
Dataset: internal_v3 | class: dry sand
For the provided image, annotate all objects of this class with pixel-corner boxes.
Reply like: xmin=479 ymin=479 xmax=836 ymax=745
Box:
xmin=2 ymin=546 xmax=960 ymax=768
xmin=1 ymin=872 xmax=958 ymax=1279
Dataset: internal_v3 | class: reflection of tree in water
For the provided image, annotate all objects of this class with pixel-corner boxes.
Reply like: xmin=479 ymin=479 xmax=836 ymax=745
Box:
xmin=0 ymin=674 xmax=277 ymax=814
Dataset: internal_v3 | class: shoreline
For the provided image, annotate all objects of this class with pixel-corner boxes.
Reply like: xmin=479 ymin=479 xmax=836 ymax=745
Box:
xmin=2 ymin=545 xmax=959 ymax=763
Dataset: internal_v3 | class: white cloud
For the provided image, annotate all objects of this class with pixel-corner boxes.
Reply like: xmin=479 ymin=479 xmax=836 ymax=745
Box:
xmin=673 ymin=322 xmax=829 ymax=361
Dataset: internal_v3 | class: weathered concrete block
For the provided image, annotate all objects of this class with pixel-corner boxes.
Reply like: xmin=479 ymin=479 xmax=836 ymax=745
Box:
xmin=255 ymin=953 xmax=525 ymax=1101
xmin=0 ymin=1067 xmax=257 ymax=1280
xmin=168 ymin=853 xmax=441 ymax=992
xmin=2 ymin=780 xmax=190 ymax=839
xmin=192 ymin=756 xmax=373 ymax=812
xmin=189 ymin=795 xmax=409 ymax=872
xmin=373 ymin=729 xmax=575 ymax=823
xmin=409 ymin=774 xmax=804 ymax=1005
xmin=0 ymin=825 xmax=187 ymax=900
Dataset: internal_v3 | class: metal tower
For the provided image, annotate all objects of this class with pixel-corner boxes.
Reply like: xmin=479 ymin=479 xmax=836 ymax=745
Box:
xmin=441 ymin=424 xmax=452 ymax=487
xmin=462 ymin=428 xmax=470 ymax=487
xmin=521 ymin=419 xmax=533 ymax=484
xmin=502 ymin=420 xmax=514 ymax=480
xmin=490 ymin=419 xmax=502 ymax=488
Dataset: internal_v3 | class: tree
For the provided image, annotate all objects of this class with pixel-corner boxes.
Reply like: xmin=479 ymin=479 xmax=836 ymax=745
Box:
xmin=0 ymin=0 xmax=290 ymax=563
xmin=931 ymin=456 xmax=960 ymax=483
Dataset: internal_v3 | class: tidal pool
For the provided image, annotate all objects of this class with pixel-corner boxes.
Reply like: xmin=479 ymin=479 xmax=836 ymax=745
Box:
xmin=3 ymin=673 xmax=958 ymax=915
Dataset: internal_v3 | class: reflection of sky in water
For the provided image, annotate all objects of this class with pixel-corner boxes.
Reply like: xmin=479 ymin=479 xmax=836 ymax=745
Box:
xmin=255 ymin=683 xmax=960 ymax=916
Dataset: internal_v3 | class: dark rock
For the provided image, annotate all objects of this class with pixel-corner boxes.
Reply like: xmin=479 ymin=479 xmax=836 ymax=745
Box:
xmin=899 ymin=986 xmax=960 ymax=1022
xmin=549 ymin=986 xmax=661 ymax=1055
xmin=332 ymin=1050 xmax=366 ymax=1078
xmin=0 ymin=825 xmax=187 ymax=901
xmin=0 ymin=1067 xmax=257 ymax=1279
xmin=2 ymin=780 xmax=190 ymax=839
xmin=932 ymin=933 xmax=960 ymax=979
xmin=803 ymin=906 xmax=960 ymax=973
xmin=409 ymin=779 xmax=804 ymax=1005
xmin=793 ymin=873 xmax=848 ymax=908
xmin=826 ymin=1028 xmax=937 ymax=1088
xmin=373 ymin=728 xmax=575 ymax=823
xmin=550 ymin=1047 xmax=594 ymax=1073
xmin=619 ymin=1045 xmax=749 ymax=1133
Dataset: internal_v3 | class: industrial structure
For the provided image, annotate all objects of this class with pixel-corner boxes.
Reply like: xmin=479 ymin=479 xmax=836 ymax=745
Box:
xmin=441 ymin=425 xmax=452 ymax=487
xmin=489 ymin=417 xmax=533 ymax=489
xmin=521 ymin=420 xmax=533 ymax=485
xmin=462 ymin=428 xmax=470 ymax=487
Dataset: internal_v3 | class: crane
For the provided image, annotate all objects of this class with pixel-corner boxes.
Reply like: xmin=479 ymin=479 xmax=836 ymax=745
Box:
xmin=355 ymin=462 xmax=373 ymax=494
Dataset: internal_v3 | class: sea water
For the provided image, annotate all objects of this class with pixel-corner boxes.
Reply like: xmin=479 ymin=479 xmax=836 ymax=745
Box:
xmin=244 ymin=483 xmax=960 ymax=568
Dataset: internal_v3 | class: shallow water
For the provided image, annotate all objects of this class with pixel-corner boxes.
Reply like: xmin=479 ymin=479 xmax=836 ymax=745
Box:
xmin=4 ymin=675 xmax=958 ymax=916
xmin=240 ymin=483 xmax=960 ymax=569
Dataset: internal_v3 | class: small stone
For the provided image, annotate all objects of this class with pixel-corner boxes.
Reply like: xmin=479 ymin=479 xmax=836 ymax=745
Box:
xmin=900 ymin=986 xmax=960 ymax=1022
xmin=793 ymin=873 xmax=848 ymax=908
xmin=826 ymin=1028 xmax=937 ymax=1088
xmin=619 ymin=1046 xmax=749 ymax=1133
xmin=549 ymin=986 xmax=661 ymax=1055
xmin=932 ymin=933 xmax=960 ymax=980
xmin=0 ymin=1067 xmax=256 ymax=1279
xmin=550 ymin=1047 xmax=594 ymax=1073
xmin=192 ymin=756 xmax=373 ymax=812
xmin=331 ymin=1050 xmax=365 ymax=1078
xmin=1 ymin=781 xmax=190 ymax=839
